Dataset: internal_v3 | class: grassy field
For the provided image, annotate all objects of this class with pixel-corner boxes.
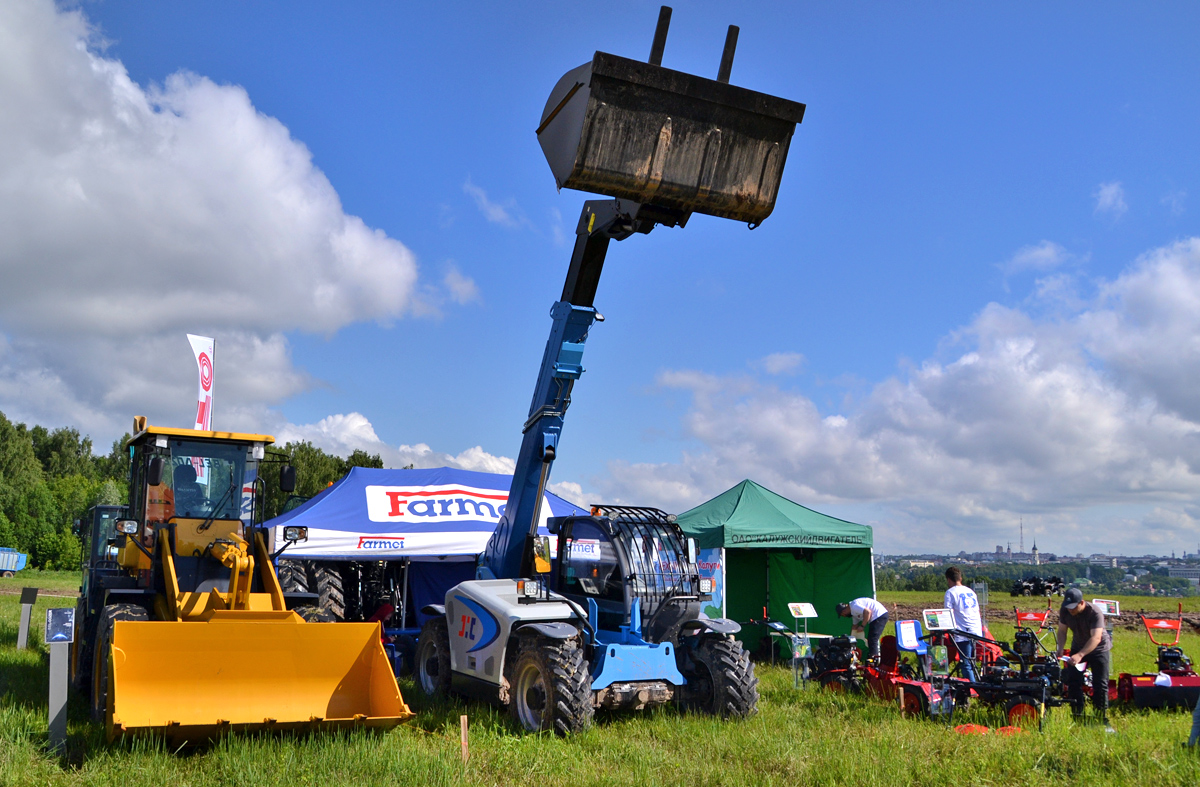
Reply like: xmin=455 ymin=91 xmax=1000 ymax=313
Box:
xmin=2 ymin=575 xmax=1199 ymax=786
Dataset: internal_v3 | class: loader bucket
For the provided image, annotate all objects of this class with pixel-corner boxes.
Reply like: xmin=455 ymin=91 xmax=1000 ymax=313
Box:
xmin=537 ymin=51 xmax=806 ymax=225
xmin=108 ymin=616 xmax=412 ymax=742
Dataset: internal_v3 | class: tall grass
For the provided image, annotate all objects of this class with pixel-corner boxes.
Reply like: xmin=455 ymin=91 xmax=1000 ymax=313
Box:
xmin=2 ymin=579 xmax=1199 ymax=785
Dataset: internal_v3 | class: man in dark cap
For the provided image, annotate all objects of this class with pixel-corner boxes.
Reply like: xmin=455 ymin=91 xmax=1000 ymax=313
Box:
xmin=1055 ymin=587 xmax=1114 ymax=731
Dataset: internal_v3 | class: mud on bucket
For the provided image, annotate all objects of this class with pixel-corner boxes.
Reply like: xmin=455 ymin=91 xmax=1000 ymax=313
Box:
xmin=537 ymin=51 xmax=805 ymax=226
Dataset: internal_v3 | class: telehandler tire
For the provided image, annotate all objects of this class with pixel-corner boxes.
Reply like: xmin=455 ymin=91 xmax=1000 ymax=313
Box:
xmin=71 ymin=597 xmax=90 ymax=692
xmin=508 ymin=634 xmax=593 ymax=735
xmin=415 ymin=617 xmax=451 ymax=698
xmin=681 ymin=636 xmax=759 ymax=718
xmin=276 ymin=559 xmax=308 ymax=594
xmin=308 ymin=562 xmax=345 ymax=620
xmin=90 ymin=603 xmax=148 ymax=722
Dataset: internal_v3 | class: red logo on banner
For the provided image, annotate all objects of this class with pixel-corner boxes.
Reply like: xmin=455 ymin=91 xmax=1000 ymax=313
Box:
xmin=199 ymin=353 xmax=213 ymax=391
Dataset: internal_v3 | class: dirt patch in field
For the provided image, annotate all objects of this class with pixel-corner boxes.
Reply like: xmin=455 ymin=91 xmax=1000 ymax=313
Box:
xmin=886 ymin=601 xmax=1200 ymax=633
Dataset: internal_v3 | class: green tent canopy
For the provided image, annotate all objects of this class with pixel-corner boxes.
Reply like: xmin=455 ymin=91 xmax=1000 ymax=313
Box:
xmin=678 ymin=480 xmax=875 ymax=648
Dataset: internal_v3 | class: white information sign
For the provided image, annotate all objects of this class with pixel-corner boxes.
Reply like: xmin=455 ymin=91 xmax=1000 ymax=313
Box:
xmin=922 ymin=608 xmax=955 ymax=630
xmin=788 ymin=602 xmax=818 ymax=619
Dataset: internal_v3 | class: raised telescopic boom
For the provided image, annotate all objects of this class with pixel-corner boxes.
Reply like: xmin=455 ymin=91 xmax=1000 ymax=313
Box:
xmin=480 ymin=6 xmax=805 ymax=581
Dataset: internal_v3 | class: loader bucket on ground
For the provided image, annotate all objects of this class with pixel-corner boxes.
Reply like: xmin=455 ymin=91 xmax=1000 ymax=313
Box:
xmin=108 ymin=617 xmax=412 ymax=742
xmin=537 ymin=51 xmax=806 ymax=225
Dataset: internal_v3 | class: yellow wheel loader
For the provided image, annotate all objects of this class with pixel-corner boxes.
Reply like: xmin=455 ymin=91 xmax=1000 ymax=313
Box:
xmin=71 ymin=417 xmax=412 ymax=743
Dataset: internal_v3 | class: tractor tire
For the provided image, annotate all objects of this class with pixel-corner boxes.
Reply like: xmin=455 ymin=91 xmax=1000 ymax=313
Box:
xmin=1005 ymin=695 xmax=1043 ymax=728
xmin=306 ymin=561 xmax=346 ymax=620
xmin=90 ymin=603 xmax=148 ymax=722
xmin=415 ymin=617 xmax=452 ymax=698
xmin=1 ymin=570 xmax=13 ymax=578
xmin=276 ymin=559 xmax=309 ymax=594
xmin=71 ymin=597 xmax=90 ymax=692
xmin=508 ymin=634 xmax=593 ymax=735
xmin=900 ymin=687 xmax=929 ymax=717
xmin=681 ymin=636 xmax=759 ymax=718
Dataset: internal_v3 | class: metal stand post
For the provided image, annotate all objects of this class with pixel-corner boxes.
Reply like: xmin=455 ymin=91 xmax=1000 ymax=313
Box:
xmin=17 ymin=587 xmax=37 ymax=650
xmin=45 ymin=607 xmax=75 ymax=753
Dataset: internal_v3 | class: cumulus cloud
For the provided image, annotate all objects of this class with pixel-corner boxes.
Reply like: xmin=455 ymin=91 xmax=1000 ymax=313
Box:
xmin=591 ymin=238 xmax=1200 ymax=555
xmin=1162 ymin=190 xmax=1186 ymax=217
xmin=1093 ymin=181 xmax=1128 ymax=219
xmin=443 ymin=262 xmax=480 ymax=304
xmin=0 ymin=0 xmax=421 ymax=440
xmin=754 ymin=352 xmax=805 ymax=376
xmin=273 ymin=411 xmax=516 ymax=474
xmin=998 ymin=240 xmax=1072 ymax=277
xmin=463 ymin=177 xmax=524 ymax=228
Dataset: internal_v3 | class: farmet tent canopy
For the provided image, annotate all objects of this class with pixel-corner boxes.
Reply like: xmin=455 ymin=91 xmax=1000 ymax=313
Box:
xmin=677 ymin=480 xmax=875 ymax=652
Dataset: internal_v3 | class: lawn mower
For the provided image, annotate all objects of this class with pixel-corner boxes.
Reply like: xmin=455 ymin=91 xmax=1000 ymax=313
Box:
xmin=1116 ymin=602 xmax=1200 ymax=709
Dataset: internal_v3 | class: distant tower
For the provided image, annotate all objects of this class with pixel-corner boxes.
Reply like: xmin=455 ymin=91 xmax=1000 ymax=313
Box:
xmin=1031 ymin=541 xmax=1040 ymax=566
xmin=1020 ymin=518 xmax=1024 ymax=555
xmin=1007 ymin=542 xmax=1012 ymax=559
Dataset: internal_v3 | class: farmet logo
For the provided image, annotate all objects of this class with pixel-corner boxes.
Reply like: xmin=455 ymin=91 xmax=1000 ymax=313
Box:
xmin=365 ymin=484 xmax=511 ymax=524
xmin=358 ymin=536 xmax=405 ymax=550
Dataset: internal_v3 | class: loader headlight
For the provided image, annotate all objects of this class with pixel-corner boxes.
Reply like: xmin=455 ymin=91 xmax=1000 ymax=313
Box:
xmin=115 ymin=520 xmax=139 ymax=535
xmin=699 ymin=578 xmax=713 ymax=594
xmin=517 ymin=579 xmax=543 ymax=598
xmin=283 ymin=526 xmax=308 ymax=543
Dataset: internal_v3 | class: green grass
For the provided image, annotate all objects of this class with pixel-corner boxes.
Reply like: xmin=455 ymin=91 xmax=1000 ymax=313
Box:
xmin=2 ymin=575 xmax=1199 ymax=785
xmin=880 ymin=589 xmax=1200 ymax=615
xmin=0 ymin=570 xmax=80 ymax=596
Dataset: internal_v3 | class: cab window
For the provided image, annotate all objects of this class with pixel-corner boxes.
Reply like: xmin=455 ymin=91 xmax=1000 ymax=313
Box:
xmin=562 ymin=520 xmax=623 ymax=603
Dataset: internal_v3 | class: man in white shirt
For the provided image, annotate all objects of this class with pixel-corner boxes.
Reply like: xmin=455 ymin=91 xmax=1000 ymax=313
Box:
xmin=836 ymin=596 xmax=890 ymax=660
xmin=944 ymin=566 xmax=983 ymax=679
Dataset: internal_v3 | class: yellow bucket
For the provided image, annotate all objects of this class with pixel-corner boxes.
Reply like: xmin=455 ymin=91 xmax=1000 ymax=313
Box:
xmin=108 ymin=614 xmax=412 ymax=742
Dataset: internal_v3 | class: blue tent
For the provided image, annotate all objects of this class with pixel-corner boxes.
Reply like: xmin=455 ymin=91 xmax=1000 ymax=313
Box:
xmin=266 ymin=466 xmax=586 ymax=561
xmin=265 ymin=467 xmax=587 ymax=627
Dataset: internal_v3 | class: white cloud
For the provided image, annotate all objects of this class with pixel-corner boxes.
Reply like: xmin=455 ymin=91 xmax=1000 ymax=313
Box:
xmin=443 ymin=262 xmax=480 ymax=304
xmin=998 ymin=240 xmax=1072 ymax=276
xmin=754 ymin=352 xmax=805 ymax=376
xmin=462 ymin=177 xmax=523 ymax=228
xmin=590 ymin=237 xmax=1200 ymax=555
xmin=1093 ymin=181 xmax=1128 ymax=219
xmin=0 ymin=0 xmax=421 ymax=442
xmin=1162 ymin=189 xmax=1186 ymax=217
xmin=274 ymin=411 xmax=515 ymax=474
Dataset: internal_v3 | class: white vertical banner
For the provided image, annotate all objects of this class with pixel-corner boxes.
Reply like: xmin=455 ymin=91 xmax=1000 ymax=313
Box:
xmin=187 ymin=334 xmax=214 ymax=431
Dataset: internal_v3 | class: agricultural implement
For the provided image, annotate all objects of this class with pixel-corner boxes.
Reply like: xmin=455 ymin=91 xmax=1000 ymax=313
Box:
xmin=1116 ymin=603 xmax=1200 ymax=709
xmin=414 ymin=5 xmax=803 ymax=734
xmin=72 ymin=418 xmax=411 ymax=742
xmin=0 ymin=546 xmax=28 ymax=577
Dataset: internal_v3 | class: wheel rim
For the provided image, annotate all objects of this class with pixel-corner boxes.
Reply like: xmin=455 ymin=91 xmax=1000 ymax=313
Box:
xmin=903 ymin=693 xmax=923 ymax=715
xmin=513 ymin=661 xmax=549 ymax=731
xmin=1009 ymin=702 xmax=1039 ymax=727
xmin=416 ymin=638 xmax=439 ymax=695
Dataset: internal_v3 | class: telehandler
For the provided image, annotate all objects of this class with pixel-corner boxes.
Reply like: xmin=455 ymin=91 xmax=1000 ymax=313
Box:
xmin=72 ymin=417 xmax=412 ymax=742
xmin=414 ymin=6 xmax=804 ymax=733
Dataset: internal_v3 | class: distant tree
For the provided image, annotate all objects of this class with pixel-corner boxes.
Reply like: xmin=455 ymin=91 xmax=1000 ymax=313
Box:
xmin=27 ymin=424 xmax=96 ymax=478
xmin=346 ymin=449 xmax=384 ymax=469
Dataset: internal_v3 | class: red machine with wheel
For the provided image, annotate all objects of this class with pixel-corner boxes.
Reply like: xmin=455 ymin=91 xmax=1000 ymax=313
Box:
xmin=1117 ymin=603 xmax=1200 ymax=709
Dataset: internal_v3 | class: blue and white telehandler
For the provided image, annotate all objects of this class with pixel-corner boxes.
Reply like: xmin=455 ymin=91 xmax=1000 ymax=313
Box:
xmin=414 ymin=6 xmax=806 ymax=734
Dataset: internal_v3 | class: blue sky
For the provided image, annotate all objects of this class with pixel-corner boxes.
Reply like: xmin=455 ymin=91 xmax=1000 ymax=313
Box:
xmin=2 ymin=1 xmax=1200 ymax=555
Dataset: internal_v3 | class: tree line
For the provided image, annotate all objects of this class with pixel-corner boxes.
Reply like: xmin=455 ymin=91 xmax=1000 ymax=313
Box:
xmin=0 ymin=410 xmax=387 ymax=571
xmin=876 ymin=560 xmax=1195 ymax=596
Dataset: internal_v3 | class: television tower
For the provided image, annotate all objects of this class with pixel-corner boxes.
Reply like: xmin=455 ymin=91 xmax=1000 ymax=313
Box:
xmin=1020 ymin=518 xmax=1024 ymax=555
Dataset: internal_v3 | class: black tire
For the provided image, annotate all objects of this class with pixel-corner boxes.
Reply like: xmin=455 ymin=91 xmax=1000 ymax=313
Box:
xmin=90 ymin=603 xmax=149 ymax=723
xmin=1 ymin=570 xmax=13 ymax=578
xmin=276 ymin=559 xmax=309 ymax=594
xmin=415 ymin=617 xmax=451 ymax=698
xmin=71 ymin=597 xmax=90 ymax=692
xmin=680 ymin=636 xmax=759 ymax=718
xmin=507 ymin=634 xmax=593 ymax=735
xmin=307 ymin=562 xmax=346 ymax=620
xmin=296 ymin=606 xmax=338 ymax=622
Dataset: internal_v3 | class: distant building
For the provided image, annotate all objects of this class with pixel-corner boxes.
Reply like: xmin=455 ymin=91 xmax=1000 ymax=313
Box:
xmin=907 ymin=560 xmax=936 ymax=569
xmin=1168 ymin=567 xmax=1200 ymax=585
xmin=1031 ymin=542 xmax=1040 ymax=566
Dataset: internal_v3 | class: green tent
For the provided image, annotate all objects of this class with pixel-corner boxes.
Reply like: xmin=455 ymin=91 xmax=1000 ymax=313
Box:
xmin=677 ymin=480 xmax=875 ymax=652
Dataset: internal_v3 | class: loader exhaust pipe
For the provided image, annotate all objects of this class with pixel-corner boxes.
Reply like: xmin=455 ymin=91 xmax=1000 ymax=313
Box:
xmin=717 ymin=25 xmax=739 ymax=84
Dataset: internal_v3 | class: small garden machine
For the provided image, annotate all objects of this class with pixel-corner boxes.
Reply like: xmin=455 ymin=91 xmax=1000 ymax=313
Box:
xmin=1117 ymin=603 xmax=1200 ymax=709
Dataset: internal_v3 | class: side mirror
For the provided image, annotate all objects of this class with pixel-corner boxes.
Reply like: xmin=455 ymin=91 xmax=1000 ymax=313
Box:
xmin=533 ymin=535 xmax=553 ymax=574
xmin=687 ymin=537 xmax=697 ymax=565
xmin=147 ymin=455 xmax=165 ymax=487
xmin=280 ymin=465 xmax=296 ymax=494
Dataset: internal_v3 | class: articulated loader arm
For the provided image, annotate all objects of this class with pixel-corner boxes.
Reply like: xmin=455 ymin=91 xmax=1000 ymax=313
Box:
xmin=480 ymin=5 xmax=804 ymax=583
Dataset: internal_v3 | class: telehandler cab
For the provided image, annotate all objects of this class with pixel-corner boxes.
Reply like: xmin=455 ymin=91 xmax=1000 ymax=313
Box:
xmin=72 ymin=417 xmax=411 ymax=742
xmin=415 ymin=6 xmax=804 ymax=734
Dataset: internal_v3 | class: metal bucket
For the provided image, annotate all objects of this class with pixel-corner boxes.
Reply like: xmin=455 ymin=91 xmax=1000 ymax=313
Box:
xmin=108 ymin=615 xmax=412 ymax=742
xmin=537 ymin=51 xmax=805 ymax=225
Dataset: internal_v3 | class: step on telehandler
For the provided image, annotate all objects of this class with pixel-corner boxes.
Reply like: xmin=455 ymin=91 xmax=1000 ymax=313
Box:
xmin=72 ymin=417 xmax=412 ymax=743
xmin=414 ymin=6 xmax=805 ymax=734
